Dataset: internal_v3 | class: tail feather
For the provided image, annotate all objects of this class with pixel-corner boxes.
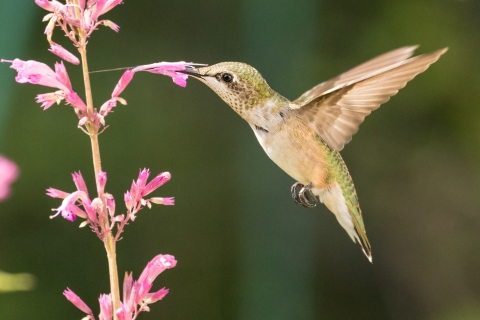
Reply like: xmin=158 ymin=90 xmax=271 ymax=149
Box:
xmin=319 ymin=146 xmax=372 ymax=262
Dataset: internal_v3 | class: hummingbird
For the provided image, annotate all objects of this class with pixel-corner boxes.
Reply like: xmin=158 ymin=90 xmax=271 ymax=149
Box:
xmin=182 ymin=46 xmax=447 ymax=262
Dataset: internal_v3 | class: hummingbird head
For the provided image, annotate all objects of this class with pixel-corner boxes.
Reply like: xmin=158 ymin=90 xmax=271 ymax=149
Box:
xmin=182 ymin=62 xmax=276 ymax=116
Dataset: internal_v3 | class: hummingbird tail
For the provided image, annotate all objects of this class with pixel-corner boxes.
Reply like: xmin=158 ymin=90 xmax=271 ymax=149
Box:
xmin=317 ymin=183 xmax=372 ymax=262
xmin=317 ymin=148 xmax=372 ymax=262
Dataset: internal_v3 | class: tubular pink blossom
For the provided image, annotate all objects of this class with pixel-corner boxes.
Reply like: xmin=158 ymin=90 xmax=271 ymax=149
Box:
xmin=91 ymin=0 xmax=123 ymax=21
xmin=112 ymin=69 xmax=134 ymax=98
xmin=35 ymin=0 xmax=64 ymax=12
xmin=49 ymin=43 xmax=80 ymax=65
xmin=145 ymin=288 xmax=169 ymax=303
xmin=78 ymin=116 xmax=88 ymax=127
xmin=133 ymin=254 xmax=176 ymax=305
xmin=65 ymin=92 xmax=88 ymax=112
xmin=46 ymin=187 xmax=70 ymax=199
xmin=137 ymin=169 xmax=150 ymax=189
xmin=123 ymin=272 xmax=133 ymax=305
xmin=54 ymin=61 xmax=72 ymax=91
xmin=1 ymin=59 xmax=88 ymax=111
xmin=0 ymin=156 xmax=19 ymax=201
xmin=132 ymin=61 xmax=190 ymax=87
xmin=129 ymin=181 xmax=140 ymax=205
xmin=51 ymin=190 xmax=89 ymax=221
xmin=138 ymin=254 xmax=177 ymax=286
xmin=102 ymin=20 xmax=120 ymax=32
xmin=98 ymin=294 xmax=112 ymax=320
xmin=148 ymin=197 xmax=174 ymax=206
xmin=63 ymin=288 xmax=93 ymax=315
xmin=72 ymin=171 xmax=89 ymax=195
xmin=106 ymin=194 xmax=116 ymax=215
xmin=116 ymin=303 xmax=132 ymax=320
xmin=99 ymin=98 xmax=119 ymax=116
xmin=124 ymin=191 xmax=133 ymax=210
xmin=141 ymin=172 xmax=171 ymax=197
xmin=36 ymin=92 xmax=63 ymax=110
xmin=5 ymin=59 xmax=70 ymax=91
xmin=97 ymin=171 xmax=107 ymax=194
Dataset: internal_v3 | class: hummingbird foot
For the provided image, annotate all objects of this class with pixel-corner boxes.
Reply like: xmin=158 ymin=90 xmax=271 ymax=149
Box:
xmin=299 ymin=183 xmax=317 ymax=208
xmin=291 ymin=182 xmax=304 ymax=205
xmin=291 ymin=182 xmax=317 ymax=208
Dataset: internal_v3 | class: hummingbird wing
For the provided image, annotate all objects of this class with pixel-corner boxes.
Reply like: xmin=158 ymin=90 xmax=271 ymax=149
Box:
xmin=292 ymin=48 xmax=447 ymax=151
xmin=293 ymin=46 xmax=419 ymax=106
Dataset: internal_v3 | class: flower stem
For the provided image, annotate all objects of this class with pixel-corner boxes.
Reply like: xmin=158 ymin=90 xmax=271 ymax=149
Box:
xmin=80 ymin=47 xmax=121 ymax=319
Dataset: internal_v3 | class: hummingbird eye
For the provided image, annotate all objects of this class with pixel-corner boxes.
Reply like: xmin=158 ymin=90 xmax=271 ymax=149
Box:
xmin=221 ymin=73 xmax=234 ymax=83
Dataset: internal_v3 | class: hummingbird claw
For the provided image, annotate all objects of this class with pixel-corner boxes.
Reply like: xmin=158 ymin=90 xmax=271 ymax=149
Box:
xmin=299 ymin=183 xmax=317 ymax=208
xmin=291 ymin=182 xmax=317 ymax=208
xmin=291 ymin=182 xmax=304 ymax=205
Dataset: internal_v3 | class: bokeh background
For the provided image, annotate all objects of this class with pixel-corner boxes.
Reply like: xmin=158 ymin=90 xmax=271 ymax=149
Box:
xmin=1 ymin=0 xmax=480 ymax=319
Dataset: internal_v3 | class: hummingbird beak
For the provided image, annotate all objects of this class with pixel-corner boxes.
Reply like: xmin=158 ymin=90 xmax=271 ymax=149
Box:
xmin=180 ymin=66 xmax=204 ymax=79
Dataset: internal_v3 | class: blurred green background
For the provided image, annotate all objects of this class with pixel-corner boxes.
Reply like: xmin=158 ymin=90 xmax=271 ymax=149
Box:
xmin=1 ymin=0 xmax=480 ymax=319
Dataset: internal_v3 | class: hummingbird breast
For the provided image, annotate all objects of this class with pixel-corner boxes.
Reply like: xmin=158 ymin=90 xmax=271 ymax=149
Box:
xmin=251 ymin=115 xmax=330 ymax=189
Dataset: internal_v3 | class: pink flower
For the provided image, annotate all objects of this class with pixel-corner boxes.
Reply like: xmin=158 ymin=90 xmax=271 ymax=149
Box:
xmin=97 ymin=171 xmax=107 ymax=194
xmin=47 ymin=171 xmax=105 ymax=223
xmin=72 ymin=171 xmax=89 ymax=197
xmin=102 ymin=20 xmax=120 ymax=32
xmin=63 ymin=288 xmax=93 ymax=315
xmin=124 ymin=169 xmax=174 ymax=214
xmin=50 ymin=191 xmax=89 ymax=221
xmin=6 ymin=59 xmax=69 ymax=91
xmin=35 ymin=0 xmax=63 ymax=12
xmin=106 ymin=194 xmax=116 ymax=216
xmin=132 ymin=254 xmax=176 ymax=305
xmin=90 ymin=0 xmax=123 ymax=21
xmin=132 ymin=62 xmax=192 ymax=87
xmin=98 ymin=294 xmax=112 ymax=320
xmin=145 ymin=288 xmax=169 ymax=303
xmin=141 ymin=172 xmax=171 ymax=197
xmin=35 ymin=92 xmax=63 ymax=110
xmin=48 ymin=43 xmax=80 ymax=65
xmin=116 ymin=303 xmax=132 ymax=320
xmin=148 ymin=197 xmax=174 ymax=206
xmin=0 ymin=156 xmax=19 ymax=201
xmin=110 ymin=62 xmax=206 ymax=100
xmin=65 ymin=92 xmax=87 ymax=112
xmin=139 ymin=254 xmax=177 ymax=284
xmin=46 ymin=187 xmax=70 ymax=199
xmin=123 ymin=272 xmax=133 ymax=306
xmin=112 ymin=69 xmax=134 ymax=98
xmin=124 ymin=191 xmax=134 ymax=211
xmin=1 ymin=59 xmax=87 ymax=112
xmin=118 ymin=255 xmax=176 ymax=318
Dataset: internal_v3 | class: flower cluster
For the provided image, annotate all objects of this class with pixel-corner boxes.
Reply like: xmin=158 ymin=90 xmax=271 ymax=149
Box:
xmin=1 ymin=1 xmax=192 ymax=317
xmin=65 ymin=254 xmax=176 ymax=320
xmin=36 ymin=0 xmax=123 ymax=63
xmin=0 ymin=155 xmax=19 ymax=201
xmin=1 ymin=57 xmax=199 ymax=131
xmin=47 ymin=169 xmax=173 ymax=240
xmin=2 ymin=0 xmax=203 ymax=133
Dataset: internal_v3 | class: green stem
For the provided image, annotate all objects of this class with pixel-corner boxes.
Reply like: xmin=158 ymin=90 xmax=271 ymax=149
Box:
xmin=79 ymin=47 xmax=121 ymax=320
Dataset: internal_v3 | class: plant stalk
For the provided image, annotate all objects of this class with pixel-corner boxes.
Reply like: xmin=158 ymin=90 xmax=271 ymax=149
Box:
xmin=80 ymin=47 xmax=121 ymax=319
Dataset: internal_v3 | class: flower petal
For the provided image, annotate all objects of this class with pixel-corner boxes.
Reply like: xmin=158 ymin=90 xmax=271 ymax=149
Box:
xmin=112 ymin=69 xmax=134 ymax=98
xmin=49 ymin=43 xmax=80 ymax=65
xmin=0 ymin=156 xmax=19 ymax=201
xmin=98 ymin=294 xmax=112 ymax=320
xmin=63 ymin=288 xmax=93 ymax=315
xmin=141 ymin=172 xmax=171 ymax=197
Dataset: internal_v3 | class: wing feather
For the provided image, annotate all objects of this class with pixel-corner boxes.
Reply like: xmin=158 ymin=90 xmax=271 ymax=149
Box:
xmin=293 ymin=46 xmax=419 ymax=105
xmin=293 ymin=48 xmax=447 ymax=151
